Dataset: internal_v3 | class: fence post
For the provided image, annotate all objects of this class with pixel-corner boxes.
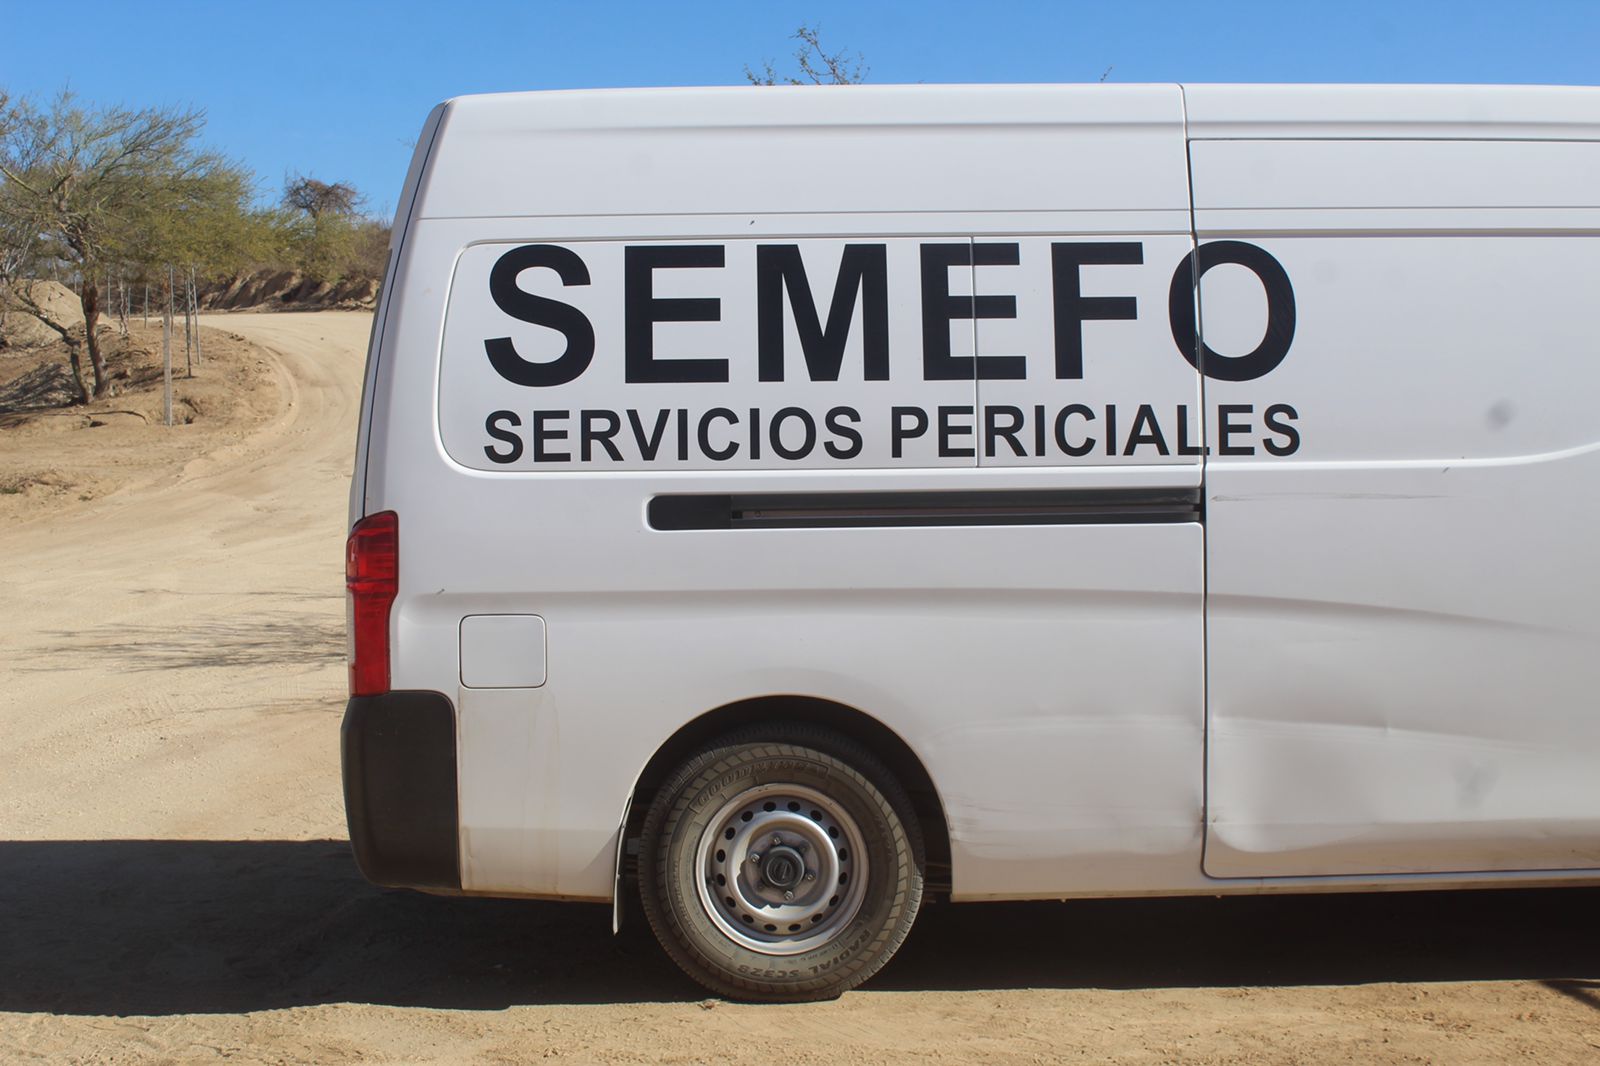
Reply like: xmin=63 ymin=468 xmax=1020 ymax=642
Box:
xmin=183 ymin=267 xmax=193 ymax=378
xmin=163 ymin=268 xmax=174 ymax=428
xmin=191 ymin=268 xmax=204 ymax=366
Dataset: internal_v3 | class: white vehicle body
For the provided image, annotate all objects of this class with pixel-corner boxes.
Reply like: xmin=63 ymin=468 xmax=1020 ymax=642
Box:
xmin=342 ymin=85 xmax=1600 ymax=928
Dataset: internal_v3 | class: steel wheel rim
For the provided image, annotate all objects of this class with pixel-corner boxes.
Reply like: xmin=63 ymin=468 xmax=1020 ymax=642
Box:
xmin=692 ymin=782 xmax=870 ymax=956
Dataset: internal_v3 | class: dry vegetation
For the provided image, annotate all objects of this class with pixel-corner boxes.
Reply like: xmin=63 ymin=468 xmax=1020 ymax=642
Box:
xmin=0 ymin=90 xmax=386 ymax=405
xmin=0 ymin=308 xmax=279 ymax=522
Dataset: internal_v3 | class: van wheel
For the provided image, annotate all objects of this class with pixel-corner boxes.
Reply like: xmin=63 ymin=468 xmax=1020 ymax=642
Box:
xmin=638 ymin=726 xmax=924 ymax=1001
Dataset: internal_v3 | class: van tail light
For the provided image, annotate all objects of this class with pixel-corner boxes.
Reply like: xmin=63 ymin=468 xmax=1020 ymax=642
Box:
xmin=347 ymin=510 xmax=398 ymax=697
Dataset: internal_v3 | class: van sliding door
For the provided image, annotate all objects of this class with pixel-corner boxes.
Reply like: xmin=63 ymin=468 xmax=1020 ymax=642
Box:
xmin=1191 ymin=125 xmax=1600 ymax=877
xmin=932 ymin=84 xmax=1206 ymax=899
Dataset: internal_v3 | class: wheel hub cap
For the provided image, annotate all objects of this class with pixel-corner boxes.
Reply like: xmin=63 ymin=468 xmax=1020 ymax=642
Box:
xmin=693 ymin=782 xmax=870 ymax=956
xmin=760 ymin=845 xmax=805 ymax=890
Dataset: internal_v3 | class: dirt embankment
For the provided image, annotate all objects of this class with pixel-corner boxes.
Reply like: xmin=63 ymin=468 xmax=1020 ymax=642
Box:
xmin=0 ymin=314 xmax=281 ymax=521
xmin=0 ymin=311 xmax=1597 ymax=1064
xmin=2 ymin=277 xmax=378 ymax=348
xmin=0 ymin=280 xmax=86 ymax=349
xmin=200 ymin=270 xmax=379 ymax=311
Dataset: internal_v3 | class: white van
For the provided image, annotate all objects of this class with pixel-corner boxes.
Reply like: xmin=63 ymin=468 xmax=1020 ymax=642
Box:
xmin=343 ymin=84 xmax=1600 ymax=1000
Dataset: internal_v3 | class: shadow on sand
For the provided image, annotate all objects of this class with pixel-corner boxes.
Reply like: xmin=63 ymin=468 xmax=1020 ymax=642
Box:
xmin=30 ymin=618 xmax=345 ymax=673
xmin=0 ymin=839 xmax=1595 ymax=1015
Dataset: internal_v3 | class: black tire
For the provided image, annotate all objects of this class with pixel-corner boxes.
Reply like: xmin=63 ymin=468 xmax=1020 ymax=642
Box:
xmin=638 ymin=725 xmax=924 ymax=1001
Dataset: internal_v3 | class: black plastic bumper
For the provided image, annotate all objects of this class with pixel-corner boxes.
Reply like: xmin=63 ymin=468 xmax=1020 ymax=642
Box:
xmin=341 ymin=690 xmax=462 ymax=891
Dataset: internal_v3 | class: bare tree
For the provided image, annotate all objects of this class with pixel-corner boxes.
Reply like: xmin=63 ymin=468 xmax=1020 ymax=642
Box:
xmin=0 ymin=92 xmax=87 ymax=394
xmin=283 ymin=174 xmax=363 ymax=219
xmin=279 ymin=173 xmax=386 ymax=284
xmin=746 ymin=24 xmax=868 ymax=86
xmin=1 ymin=186 xmax=86 ymax=386
xmin=0 ymin=222 xmax=74 ymax=352
xmin=0 ymin=90 xmax=245 ymax=401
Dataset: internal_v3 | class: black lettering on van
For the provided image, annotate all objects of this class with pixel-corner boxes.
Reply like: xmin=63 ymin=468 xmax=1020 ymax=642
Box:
xmin=1263 ymin=403 xmax=1301 ymax=456
xmin=485 ymin=245 xmax=595 ymax=388
xmin=531 ymin=409 xmax=570 ymax=462
xmin=624 ymin=245 xmax=728 ymax=384
xmin=770 ymin=406 xmax=817 ymax=460
xmin=1217 ymin=403 xmax=1255 ymax=456
xmin=921 ymin=243 xmax=1024 ymax=381
xmin=970 ymin=243 xmax=1025 ymax=380
xmin=1177 ymin=404 xmax=1207 ymax=456
xmin=984 ymin=405 xmax=1027 ymax=458
xmin=484 ymin=410 xmax=524 ymax=464
xmin=628 ymin=408 xmax=672 ymax=460
xmin=1054 ymin=404 xmax=1095 ymax=457
xmin=1052 ymin=242 xmax=1142 ymax=380
xmin=921 ymin=244 xmax=974 ymax=382
xmin=699 ymin=408 xmax=739 ymax=461
xmin=580 ymin=410 xmax=623 ymax=461
xmin=757 ymin=245 xmax=889 ymax=382
xmin=1169 ymin=241 xmax=1296 ymax=382
xmin=891 ymin=407 xmax=929 ymax=459
xmin=1123 ymin=403 xmax=1170 ymax=456
xmin=824 ymin=406 xmax=863 ymax=459
xmin=938 ymin=405 xmax=976 ymax=458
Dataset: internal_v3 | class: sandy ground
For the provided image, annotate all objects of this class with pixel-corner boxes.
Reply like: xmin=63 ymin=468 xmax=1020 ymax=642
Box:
xmin=0 ymin=319 xmax=281 ymax=522
xmin=1 ymin=310 xmax=1597 ymax=1064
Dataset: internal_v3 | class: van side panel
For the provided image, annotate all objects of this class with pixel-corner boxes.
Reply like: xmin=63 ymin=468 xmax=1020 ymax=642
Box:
xmin=1193 ymin=137 xmax=1600 ymax=877
xmin=367 ymin=85 xmax=1216 ymax=901
xmin=355 ymin=86 xmax=1600 ymax=906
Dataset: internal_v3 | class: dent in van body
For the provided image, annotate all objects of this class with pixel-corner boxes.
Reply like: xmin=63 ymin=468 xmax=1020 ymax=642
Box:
xmin=1202 ymin=459 xmax=1600 ymax=878
xmin=1190 ymin=161 xmax=1600 ymax=879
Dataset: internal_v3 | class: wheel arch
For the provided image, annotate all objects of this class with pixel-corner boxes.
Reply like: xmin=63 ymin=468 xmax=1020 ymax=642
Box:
xmin=623 ymin=695 xmax=952 ymax=899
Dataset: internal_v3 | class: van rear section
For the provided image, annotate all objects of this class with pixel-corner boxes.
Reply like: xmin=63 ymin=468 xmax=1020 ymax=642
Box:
xmin=342 ymin=84 xmax=1600 ymax=1000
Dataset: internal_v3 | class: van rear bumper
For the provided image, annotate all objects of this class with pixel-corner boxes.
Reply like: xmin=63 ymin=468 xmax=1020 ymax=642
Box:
xmin=341 ymin=691 xmax=462 ymax=891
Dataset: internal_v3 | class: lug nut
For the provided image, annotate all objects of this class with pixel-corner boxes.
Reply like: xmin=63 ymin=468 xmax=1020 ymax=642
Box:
xmin=772 ymin=835 xmax=783 ymax=846
xmin=804 ymin=871 xmax=815 ymax=881
xmin=749 ymin=853 xmax=761 ymax=864
xmin=784 ymin=890 xmax=794 ymax=901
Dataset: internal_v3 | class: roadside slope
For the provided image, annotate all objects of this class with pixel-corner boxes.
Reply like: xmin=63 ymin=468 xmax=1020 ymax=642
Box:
xmin=0 ymin=311 xmax=370 ymax=841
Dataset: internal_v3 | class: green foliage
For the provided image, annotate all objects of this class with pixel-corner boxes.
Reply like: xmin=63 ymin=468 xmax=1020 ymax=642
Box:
xmin=0 ymin=89 xmax=271 ymax=397
xmin=0 ymin=88 xmax=394 ymax=403
xmin=276 ymin=174 xmax=389 ymax=283
xmin=0 ymin=91 xmax=389 ymax=303
xmin=0 ymin=90 xmax=257 ymax=284
xmin=119 ymin=165 xmax=271 ymax=279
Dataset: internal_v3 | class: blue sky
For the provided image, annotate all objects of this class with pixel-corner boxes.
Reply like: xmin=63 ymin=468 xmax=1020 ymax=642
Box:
xmin=3 ymin=1 xmax=1597 ymax=216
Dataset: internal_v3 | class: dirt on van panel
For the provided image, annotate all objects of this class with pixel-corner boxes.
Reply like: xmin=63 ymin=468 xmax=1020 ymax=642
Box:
xmin=0 ymin=311 xmax=1596 ymax=1065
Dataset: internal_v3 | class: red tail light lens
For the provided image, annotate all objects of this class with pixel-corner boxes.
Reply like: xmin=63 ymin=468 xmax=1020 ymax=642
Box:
xmin=346 ymin=510 xmax=398 ymax=696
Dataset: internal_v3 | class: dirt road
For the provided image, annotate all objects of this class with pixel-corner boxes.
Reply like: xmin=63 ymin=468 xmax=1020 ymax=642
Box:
xmin=2 ymin=311 xmax=1597 ymax=1064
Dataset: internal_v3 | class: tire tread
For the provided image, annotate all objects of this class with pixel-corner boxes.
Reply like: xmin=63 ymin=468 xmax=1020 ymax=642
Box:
xmin=638 ymin=724 xmax=924 ymax=1001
